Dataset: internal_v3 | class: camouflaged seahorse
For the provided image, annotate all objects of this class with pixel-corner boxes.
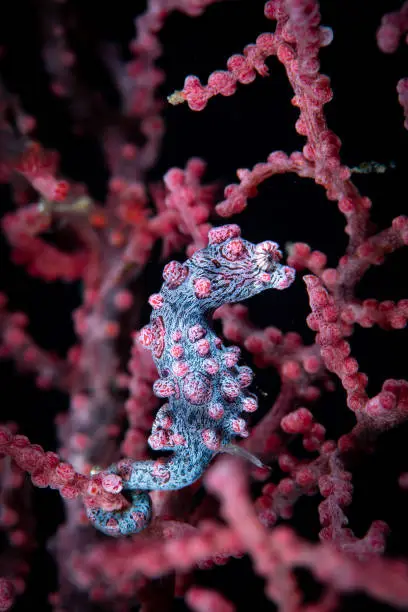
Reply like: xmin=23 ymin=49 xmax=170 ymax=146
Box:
xmin=87 ymin=224 xmax=295 ymax=536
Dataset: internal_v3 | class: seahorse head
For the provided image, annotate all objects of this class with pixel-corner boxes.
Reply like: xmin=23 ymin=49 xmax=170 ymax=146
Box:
xmin=186 ymin=224 xmax=295 ymax=307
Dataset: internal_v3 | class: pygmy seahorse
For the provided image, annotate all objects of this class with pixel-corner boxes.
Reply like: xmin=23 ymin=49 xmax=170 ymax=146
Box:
xmin=86 ymin=224 xmax=295 ymax=536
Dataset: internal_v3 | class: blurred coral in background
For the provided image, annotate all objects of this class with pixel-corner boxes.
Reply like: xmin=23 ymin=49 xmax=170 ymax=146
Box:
xmin=0 ymin=1 xmax=408 ymax=611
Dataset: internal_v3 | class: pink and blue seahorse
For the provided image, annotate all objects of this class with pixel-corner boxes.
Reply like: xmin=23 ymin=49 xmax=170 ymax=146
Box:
xmin=86 ymin=224 xmax=295 ymax=536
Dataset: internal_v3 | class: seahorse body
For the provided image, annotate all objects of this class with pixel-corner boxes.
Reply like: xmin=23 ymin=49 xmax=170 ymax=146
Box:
xmin=87 ymin=224 xmax=295 ymax=536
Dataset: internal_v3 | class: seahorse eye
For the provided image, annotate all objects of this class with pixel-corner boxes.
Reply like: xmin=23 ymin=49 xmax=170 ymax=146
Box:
xmin=211 ymin=259 xmax=222 ymax=268
xmin=254 ymin=241 xmax=282 ymax=271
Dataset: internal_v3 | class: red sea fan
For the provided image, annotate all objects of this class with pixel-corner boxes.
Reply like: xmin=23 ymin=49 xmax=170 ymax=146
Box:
xmin=0 ymin=1 xmax=407 ymax=611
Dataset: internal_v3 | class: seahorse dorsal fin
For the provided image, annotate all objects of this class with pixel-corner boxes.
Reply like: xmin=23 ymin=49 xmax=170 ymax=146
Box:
xmin=219 ymin=444 xmax=271 ymax=470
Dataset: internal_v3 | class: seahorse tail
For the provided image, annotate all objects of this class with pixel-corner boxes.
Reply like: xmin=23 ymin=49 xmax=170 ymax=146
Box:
xmin=86 ymin=489 xmax=152 ymax=537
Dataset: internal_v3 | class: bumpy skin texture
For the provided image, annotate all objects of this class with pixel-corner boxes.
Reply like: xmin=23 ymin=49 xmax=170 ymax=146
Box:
xmin=87 ymin=225 xmax=295 ymax=536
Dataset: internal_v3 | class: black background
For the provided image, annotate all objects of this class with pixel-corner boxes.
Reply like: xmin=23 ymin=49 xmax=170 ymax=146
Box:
xmin=0 ymin=1 xmax=408 ymax=610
